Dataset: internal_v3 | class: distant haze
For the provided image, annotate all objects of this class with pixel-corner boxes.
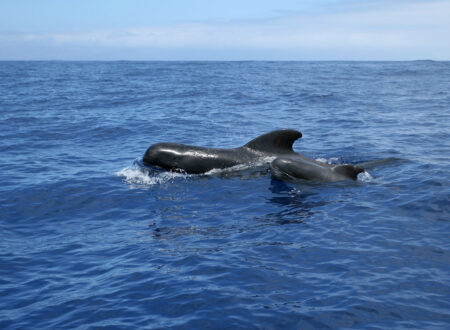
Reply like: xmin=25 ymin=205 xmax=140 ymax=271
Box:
xmin=1 ymin=0 xmax=449 ymax=60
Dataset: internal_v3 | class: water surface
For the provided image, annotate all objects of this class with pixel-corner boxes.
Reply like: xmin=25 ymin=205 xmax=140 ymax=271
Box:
xmin=1 ymin=61 xmax=449 ymax=329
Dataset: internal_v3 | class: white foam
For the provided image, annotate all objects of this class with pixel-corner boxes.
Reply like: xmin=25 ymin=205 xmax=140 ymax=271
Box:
xmin=358 ymin=171 xmax=373 ymax=182
xmin=115 ymin=166 xmax=187 ymax=186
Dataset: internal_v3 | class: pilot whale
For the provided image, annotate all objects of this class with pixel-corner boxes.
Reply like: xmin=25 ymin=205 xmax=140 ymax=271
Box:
xmin=270 ymin=156 xmax=365 ymax=182
xmin=143 ymin=129 xmax=302 ymax=174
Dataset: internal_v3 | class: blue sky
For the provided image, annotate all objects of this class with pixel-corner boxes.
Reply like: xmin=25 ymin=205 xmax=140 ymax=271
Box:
xmin=1 ymin=0 xmax=449 ymax=60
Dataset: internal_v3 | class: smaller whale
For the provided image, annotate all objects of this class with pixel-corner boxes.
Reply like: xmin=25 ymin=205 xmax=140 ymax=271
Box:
xmin=270 ymin=156 xmax=365 ymax=183
xmin=143 ymin=129 xmax=302 ymax=174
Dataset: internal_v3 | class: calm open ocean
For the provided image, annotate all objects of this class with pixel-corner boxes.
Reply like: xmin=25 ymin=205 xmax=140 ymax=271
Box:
xmin=1 ymin=61 xmax=449 ymax=329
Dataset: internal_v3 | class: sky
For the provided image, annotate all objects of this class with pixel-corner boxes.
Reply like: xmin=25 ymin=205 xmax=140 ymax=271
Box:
xmin=1 ymin=0 xmax=449 ymax=60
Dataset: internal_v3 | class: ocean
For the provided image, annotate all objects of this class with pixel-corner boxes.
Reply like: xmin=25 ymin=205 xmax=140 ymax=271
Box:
xmin=1 ymin=61 xmax=449 ymax=329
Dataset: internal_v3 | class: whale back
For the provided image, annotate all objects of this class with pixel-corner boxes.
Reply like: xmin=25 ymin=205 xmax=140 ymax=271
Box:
xmin=270 ymin=156 xmax=366 ymax=182
xmin=143 ymin=129 xmax=303 ymax=174
xmin=243 ymin=129 xmax=302 ymax=154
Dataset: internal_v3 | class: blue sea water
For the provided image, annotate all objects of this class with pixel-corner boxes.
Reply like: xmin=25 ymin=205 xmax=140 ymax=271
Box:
xmin=0 ymin=61 xmax=449 ymax=329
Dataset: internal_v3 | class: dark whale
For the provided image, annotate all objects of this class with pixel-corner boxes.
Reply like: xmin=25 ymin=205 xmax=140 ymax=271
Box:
xmin=270 ymin=156 xmax=365 ymax=182
xmin=143 ymin=129 xmax=302 ymax=174
xmin=269 ymin=154 xmax=400 ymax=183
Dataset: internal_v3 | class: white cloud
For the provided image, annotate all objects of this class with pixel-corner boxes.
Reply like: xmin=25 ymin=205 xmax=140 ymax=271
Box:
xmin=1 ymin=0 xmax=449 ymax=59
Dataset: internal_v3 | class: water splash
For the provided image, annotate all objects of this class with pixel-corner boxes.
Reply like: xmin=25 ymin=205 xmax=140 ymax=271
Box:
xmin=115 ymin=165 xmax=188 ymax=186
xmin=358 ymin=171 xmax=373 ymax=182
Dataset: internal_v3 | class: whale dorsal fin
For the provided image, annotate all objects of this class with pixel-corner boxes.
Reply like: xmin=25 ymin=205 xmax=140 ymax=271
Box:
xmin=243 ymin=129 xmax=302 ymax=154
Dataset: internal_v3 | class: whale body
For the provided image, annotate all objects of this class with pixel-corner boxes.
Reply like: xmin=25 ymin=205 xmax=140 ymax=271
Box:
xmin=143 ymin=129 xmax=302 ymax=174
xmin=270 ymin=156 xmax=365 ymax=182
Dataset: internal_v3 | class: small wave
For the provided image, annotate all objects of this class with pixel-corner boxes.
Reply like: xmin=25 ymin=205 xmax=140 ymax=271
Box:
xmin=115 ymin=166 xmax=187 ymax=186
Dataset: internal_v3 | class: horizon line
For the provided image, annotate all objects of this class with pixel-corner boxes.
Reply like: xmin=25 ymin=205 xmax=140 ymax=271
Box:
xmin=0 ymin=59 xmax=446 ymax=62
